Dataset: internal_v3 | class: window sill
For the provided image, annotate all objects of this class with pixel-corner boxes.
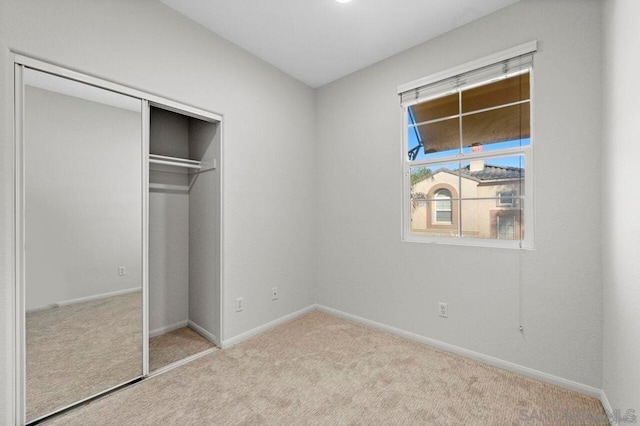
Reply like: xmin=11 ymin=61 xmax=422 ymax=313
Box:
xmin=402 ymin=235 xmax=534 ymax=250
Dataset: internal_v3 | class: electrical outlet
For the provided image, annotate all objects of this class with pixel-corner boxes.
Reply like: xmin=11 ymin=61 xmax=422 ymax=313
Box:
xmin=235 ymin=297 xmax=244 ymax=312
xmin=118 ymin=266 xmax=126 ymax=276
xmin=439 ymin=302 xmax=448 ymax=318
xmin=271 ymin=287 xmax=278 ymax=300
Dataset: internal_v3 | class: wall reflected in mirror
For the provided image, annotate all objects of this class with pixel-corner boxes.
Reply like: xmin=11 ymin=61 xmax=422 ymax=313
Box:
xmin=23 ymin=68 xmax=144 ymax=422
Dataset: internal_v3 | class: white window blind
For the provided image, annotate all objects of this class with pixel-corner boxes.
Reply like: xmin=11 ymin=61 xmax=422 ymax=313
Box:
xmin=400 ymin=52 xmax=535 ymax=107
xmin=398 ymin=40 xmax=538 ymax=106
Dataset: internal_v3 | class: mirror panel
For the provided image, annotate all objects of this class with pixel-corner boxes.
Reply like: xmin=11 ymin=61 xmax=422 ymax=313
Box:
xmin=23 ymin=68 xmax=143 ymax=422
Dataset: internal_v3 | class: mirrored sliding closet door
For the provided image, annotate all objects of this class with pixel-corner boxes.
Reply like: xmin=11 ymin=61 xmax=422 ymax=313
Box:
xmin=20 ymin=67 xmax=144 ymax=423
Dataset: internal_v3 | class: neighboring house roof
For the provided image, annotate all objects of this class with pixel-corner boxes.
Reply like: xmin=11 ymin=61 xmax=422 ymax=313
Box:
xmin=457 ymin=164 xmax=523 ymax=182
xmin=414 ymin=164 xmax=523 ymax=185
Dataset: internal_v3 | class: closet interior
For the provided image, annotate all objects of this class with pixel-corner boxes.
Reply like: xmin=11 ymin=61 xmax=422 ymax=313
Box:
xmin=148 ymin=106 xmax=221 ymax=372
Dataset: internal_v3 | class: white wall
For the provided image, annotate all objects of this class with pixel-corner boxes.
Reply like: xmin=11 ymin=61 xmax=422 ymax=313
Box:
xmin=316 ymin=0 xmax=603 ymax=388
xmin=0 ymin=0 xmax=316 ymax=421
xmin=602 ymin=0 xmax=640 ymax=414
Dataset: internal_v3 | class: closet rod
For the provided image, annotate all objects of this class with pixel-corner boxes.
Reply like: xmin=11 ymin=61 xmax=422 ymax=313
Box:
xmin=149 ymin=154 xmax=202 ymax=170
xmin=149 ymin=159 xmax=201 ymax=169
xmin=149 ymin=154 xmax=200 ymax=164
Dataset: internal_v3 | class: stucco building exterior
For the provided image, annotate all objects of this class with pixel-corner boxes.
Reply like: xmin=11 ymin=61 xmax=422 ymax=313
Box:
xmin=410 ymin=160 xmax=523 ymax=240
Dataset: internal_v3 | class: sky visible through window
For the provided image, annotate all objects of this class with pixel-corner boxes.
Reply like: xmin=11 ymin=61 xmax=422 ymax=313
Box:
xmin=407 ymin=124 xmax=529 ymax=169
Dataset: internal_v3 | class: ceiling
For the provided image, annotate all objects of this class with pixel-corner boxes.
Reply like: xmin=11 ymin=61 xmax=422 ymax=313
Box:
xmin=159 ymin=0 xmax=520 ymax=88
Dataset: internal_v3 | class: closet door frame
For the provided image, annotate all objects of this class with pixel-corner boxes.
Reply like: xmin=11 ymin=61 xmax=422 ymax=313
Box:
xmin=12 ymin=53 xmax=224 ymax=425
xmin=142 ymin=100 xmax=150 ymax=376
xmin=13 ymin=60 xmax=26 ymax=426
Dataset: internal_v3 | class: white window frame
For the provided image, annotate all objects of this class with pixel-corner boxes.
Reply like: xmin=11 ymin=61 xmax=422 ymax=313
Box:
xmin=399 ymin=42 xmax=536 ymax=250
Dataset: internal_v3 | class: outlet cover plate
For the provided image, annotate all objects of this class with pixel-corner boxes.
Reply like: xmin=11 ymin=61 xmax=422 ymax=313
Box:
xmin=439 ymin=302 xmax=448 ymax=318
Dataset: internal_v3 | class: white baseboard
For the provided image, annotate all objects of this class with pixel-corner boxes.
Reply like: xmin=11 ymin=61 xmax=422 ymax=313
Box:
xmin=27 ymin=287 xmax=140 ymax=313
xmin=220 ymin=305 xmax=316 ymax=348
xmin=315 ymin=304 xmax=602 ymax=399
xmin=599 ymin=389 xmax=615 ymax=425
xmin=215 ymin=303 xmax=607 ymax=407
xmin=149 ymin=320 xmax=188 ymax=338
xmin=150 ymin=319 xmax=219 ymax=346
xmin=188 ymin=320 xmax=219 ymax=347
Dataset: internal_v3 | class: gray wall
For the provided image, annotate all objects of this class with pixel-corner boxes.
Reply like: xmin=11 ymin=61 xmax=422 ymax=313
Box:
xmin=0 ymin=0 xmax=316 ymax=421
xmin=149 ymin=189 xmax=189 ymax=333
xmin=602 ymin=0 xmax=640 ymax=413
xmin=24 ymin=86 xmax=142 ymax=311
xmin=316 ymin=0 xmax=603 ymax=388
xmin=189 ymin=118 xmax=221 ymax=341
xmin=149 ymin=108 xmax=190 ymax=334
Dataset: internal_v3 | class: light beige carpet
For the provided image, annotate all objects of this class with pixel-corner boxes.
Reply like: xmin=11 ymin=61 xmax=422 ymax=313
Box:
xmin=26 ymin=291 xmax=143 ymax=422
xmin=45 ymin=311 xmax=607 ymax=425
xmin=150 ymin=327 xmax=217 ymax=372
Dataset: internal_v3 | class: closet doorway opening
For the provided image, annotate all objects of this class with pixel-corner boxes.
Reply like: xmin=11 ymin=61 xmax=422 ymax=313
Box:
xmin=147 ymin=105 xmax=222 ymax=373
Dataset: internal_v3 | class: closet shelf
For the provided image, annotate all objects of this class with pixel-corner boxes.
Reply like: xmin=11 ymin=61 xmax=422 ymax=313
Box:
xmin=149 ymin=154 xmax=201 ymax=170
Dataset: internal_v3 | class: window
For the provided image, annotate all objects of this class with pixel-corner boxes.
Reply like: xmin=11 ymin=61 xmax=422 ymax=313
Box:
xmin=399 ymin=42 xmax=536 ymax=248
xmin=497 ymin=191 xmax=516 ymax=207
xmin=497 ymin=215 xmax=516 ymax=240
xmin=433 ymin=189 xmax=452 ymax=223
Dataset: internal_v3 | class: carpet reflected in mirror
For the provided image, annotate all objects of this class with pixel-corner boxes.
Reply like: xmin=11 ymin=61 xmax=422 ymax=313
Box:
xmin=26 ymin=291 xmax=143 ymax=421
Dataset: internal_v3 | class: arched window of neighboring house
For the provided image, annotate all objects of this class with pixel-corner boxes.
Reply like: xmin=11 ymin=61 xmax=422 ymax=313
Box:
xmin=433 ymin=189 xmax=452 ymax=224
